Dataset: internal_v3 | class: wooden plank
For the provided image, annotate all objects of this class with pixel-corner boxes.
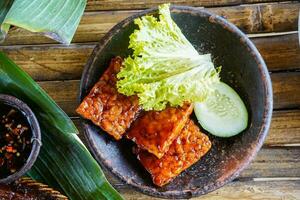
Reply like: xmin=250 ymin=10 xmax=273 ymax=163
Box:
xmin=1 ymin=45 xmax=93 ymax=81
xmin=74 ymin=109 xmax=300 ymax=146
xmin=272 ymin=72 xmax=300 ymax=110
xmin=117 ymin=180 xmax=300 ymax=200
xmin=85 ymin=0 xmax=281 ymax=11
xmin=267 ymin=110 xmax=300 ymax=146
xmin=209 ymin=3 xmax=299 ymax=33
xmin=38 ymin=80 xmax=80 ymax=116
xmin=1 ymin=33 xmax=299 ymax=81
xmin=254 ymin=34 xmax=300 ymax=71
xmin=85 ymin=0 xmax=241 ymax=11
xmin=35 ymin=72 xmax=300 ymax=116
xmin=259 ymin=3 xmax=299 ymax=33
xmin=2 ymin=3 xmax=298 ymax=45
xmin=240 ymin=147 xmax=300 ymax=178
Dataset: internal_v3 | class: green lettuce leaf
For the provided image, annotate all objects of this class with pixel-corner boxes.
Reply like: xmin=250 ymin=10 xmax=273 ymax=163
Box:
xmin=117 ymin=4 xmax=220 ymax=111
xmin=0 ymin=0 xmax=86 ymax=44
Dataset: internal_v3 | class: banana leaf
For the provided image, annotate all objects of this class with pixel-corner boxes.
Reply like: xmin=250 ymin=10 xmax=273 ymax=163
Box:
xmin=0 ymin=52 xmax=123 ymax=200
xmin=0 ymin=0 xmax=13 ymax=42
xmin=0 ymin=0 xmax=86 ymax=44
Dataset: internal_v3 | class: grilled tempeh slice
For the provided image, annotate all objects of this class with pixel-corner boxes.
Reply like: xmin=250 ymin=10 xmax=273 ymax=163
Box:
xmin=127 ymin=103 xmax=193 ymax=158
xmin=135 ymin=120 xmax=211 ymax=187
xmin=76 ymin=57 xmax=141 ymax=140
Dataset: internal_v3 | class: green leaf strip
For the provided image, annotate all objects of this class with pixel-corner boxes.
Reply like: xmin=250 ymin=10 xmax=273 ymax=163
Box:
xmin=0 ymin=52 xmax=124 ymax=200
xmin=0 ymin=0 xmax=13 ymax=42
xmin=0 ymin=0 xmax=86 ymax=44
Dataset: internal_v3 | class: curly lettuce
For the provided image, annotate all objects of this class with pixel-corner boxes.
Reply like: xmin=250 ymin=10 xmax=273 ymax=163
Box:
xmin=117 ymin=4 xmax=220 ymax=111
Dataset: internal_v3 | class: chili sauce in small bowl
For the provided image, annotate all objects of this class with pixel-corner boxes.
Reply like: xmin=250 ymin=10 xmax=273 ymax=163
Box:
xmin=0 ymin=94 xmax=41 ymax=184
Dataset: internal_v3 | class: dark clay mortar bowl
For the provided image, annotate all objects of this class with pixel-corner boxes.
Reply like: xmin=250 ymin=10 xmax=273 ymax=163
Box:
xmin=78 ymin=6 xmax=273 ymax=198
xmin=0 ymin=94 xmax=41 ymax=184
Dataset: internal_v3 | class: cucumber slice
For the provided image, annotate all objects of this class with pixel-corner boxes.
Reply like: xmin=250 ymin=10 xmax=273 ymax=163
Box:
xmin=194 ymin=82 xmax=248 ymax=137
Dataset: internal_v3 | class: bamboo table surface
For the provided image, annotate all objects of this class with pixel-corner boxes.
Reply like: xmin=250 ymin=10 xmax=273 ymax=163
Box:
xmin=1 ymin=0 xmax=300 ymax=199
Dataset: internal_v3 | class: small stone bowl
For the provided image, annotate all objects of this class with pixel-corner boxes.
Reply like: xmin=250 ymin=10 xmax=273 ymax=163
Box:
xmin=0 ymin=94 xmax=41 ymax=184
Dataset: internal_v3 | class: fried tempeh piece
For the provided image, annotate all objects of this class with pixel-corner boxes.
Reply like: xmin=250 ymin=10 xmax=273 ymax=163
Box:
xmin=127 ymin=103 xmax=193 ymax=158
xmin=135 ymin=120 xmax=211 ymax=187
xmin=76 ymin=57 xmax=141 ymax=140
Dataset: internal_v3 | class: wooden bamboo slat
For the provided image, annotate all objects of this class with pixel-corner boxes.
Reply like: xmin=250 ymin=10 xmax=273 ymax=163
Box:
xmin=85 ymin=0 xmax=281 ymax=11
xmin=38 ymin=80 xmax=79 ymax=116
xmin=209 ymin=3 xmax=299 ymax=33
xmin=1 ymin=33 xmax=299 ymax=82
xmin=267 ymin=110 xmax=300 ymax=146
xmin=259 ymin=3 xmax=299 ymax=33
xmin=239 ymin=147 xmax=300 ymax=178
xmin=272 ymin=72 xmax=300 ymax=109
xmin=254 ymin=34 xmax=300 ymax=71
xmin=117 ymin=180 xmax=300 ymax=200
xmin=1 ymin=45 xmax=91 ymax=81
xmin=2 ymin=3 xmax=299 ymax=45
xmin=86 ymin=0 xmax=240 ymax=11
